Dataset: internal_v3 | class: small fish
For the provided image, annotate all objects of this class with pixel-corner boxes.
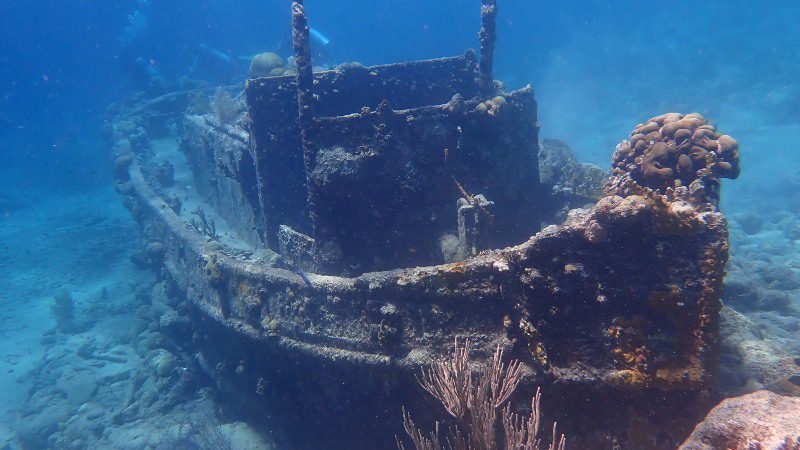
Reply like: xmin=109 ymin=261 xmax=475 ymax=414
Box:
xmin=296 ymin=269 xmax=314 ymax=289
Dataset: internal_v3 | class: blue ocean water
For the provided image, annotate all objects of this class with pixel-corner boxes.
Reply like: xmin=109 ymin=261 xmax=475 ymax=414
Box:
xmin=0 ymin=1 xmax=798 ymax=449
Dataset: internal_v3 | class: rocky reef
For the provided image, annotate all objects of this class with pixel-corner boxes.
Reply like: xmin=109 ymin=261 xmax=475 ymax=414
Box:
xmin=716 ymin=204 xmax=800 ymax=399
xmin=680 ymin=390 xmax=800 ymax=449
xmin=15 ymin=279 xmax=277 ymax=450
xmin=539 ymin=138 xmax=608 ymax=224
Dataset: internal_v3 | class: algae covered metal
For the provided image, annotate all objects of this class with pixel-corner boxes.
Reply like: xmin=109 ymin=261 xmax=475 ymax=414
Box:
xmin=246 ymin=3 xmax=540 ymax=275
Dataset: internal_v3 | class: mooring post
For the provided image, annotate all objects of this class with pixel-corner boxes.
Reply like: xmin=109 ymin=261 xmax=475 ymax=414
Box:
xmin=479 ymin=0 xmax=497 ymax=96
xmin=291 ymin=0 xmax=318 ymax=247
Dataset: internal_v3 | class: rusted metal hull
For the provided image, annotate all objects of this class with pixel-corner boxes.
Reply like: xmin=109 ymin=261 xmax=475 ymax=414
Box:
xmin=118 ymin=147 xmax=729 ymax=448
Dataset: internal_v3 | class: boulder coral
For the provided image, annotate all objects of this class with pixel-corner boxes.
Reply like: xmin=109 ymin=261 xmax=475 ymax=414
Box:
xmin=248 ymin=52 xmax=284 ymax=78
xmin=679 ymin=390 xmax=800 ymax=450
xmin=608 ymin=112 xmax=740 ymax=206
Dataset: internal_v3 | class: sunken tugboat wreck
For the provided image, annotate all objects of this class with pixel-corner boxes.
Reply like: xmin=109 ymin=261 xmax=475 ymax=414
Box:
xmin=111 ymin=1 xmax=741 ymax=448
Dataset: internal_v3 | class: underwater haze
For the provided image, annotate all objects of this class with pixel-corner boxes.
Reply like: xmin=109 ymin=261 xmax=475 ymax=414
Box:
xmin=1 ymin=0 xmax=799 ymax=449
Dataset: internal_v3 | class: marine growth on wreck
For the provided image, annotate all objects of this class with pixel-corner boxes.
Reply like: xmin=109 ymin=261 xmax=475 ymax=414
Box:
xmin=2 ymin=1 xmax=799 ymax=449
xmin=106 ymin=1 xmax=749 ymax=447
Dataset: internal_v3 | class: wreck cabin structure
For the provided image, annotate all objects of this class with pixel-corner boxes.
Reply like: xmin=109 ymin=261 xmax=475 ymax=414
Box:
xmin=245 ymin=4 xmax=540 ymax=276
xmin=113 ymin=1 xmax=741 ymax=448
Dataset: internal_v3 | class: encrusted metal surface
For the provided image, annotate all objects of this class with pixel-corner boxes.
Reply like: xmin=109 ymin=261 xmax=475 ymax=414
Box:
xmin=109 ymin=4 xmax=739 ymax=443
xmin=117 ymin=131 xmax=733 ymax=446
xmin=126 ymin=156 xmax=728 ymax=384
xmin=246 ymin=53 xmax=540 ymax=275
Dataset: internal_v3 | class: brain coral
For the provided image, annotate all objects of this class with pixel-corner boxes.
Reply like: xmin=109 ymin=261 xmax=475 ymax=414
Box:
xmin=249 ymin=52 xmax=285 ymax=78
xmin=609 ymin=113 xmax=740 ymax=205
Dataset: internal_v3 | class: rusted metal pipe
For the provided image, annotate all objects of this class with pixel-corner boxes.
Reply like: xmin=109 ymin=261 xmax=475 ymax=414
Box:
xmin=479 ymin=0 xmax=497 ymax=96
xmin=291 ymin=0 xmax=318 ymax=245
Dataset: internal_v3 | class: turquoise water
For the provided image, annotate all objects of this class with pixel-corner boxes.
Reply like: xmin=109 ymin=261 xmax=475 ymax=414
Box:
xmin=1 ymin=1 xmax=798 ymax=449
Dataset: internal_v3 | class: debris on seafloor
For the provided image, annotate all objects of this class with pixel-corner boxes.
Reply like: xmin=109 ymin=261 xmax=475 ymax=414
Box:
xmin=51 ymin=289 xmax=77 ymax=334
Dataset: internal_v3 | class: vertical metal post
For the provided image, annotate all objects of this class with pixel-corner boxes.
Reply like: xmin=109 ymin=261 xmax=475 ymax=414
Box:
xmin=291 ymin=1 xmax=318 ymax=245
xmin=479 ymin=0 xmax=497 ymax=97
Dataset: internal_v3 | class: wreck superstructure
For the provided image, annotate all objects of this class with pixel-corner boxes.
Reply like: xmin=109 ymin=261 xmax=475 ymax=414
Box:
xmin=111 ymin=1 xmax=741 ymax=448
xmin=247 ymin=51 xmax=540 ymax=275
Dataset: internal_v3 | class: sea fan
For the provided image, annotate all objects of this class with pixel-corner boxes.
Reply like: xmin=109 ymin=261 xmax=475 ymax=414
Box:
xmin=211 ymin=87 xmax=240 ymax=125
